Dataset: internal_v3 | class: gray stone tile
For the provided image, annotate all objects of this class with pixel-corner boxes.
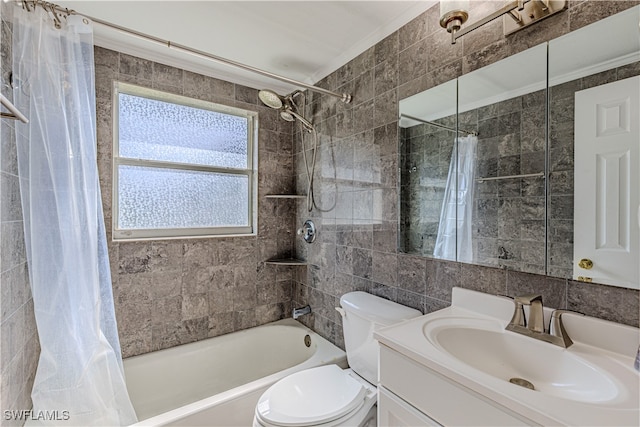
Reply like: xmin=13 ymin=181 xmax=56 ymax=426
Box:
xmin=373 ymin=221 xmax=397 ymax=254
xmin=119 ymin=53 xmax=153 ymax=78
xmin=426 ymin=27 xmax=463 ymax=72
xmin=398 ymin=42 xmax=427 ymax=86
xmin=426 ymin=259 xmax=460 ymax=302
xmin=567 ymin=281 xmax=639 ymax=328
xmin=461 ymin=2 xmax=503 ymax=55
xmin=153 ymin=62 xmax=183 ymax=87
xmin=182 ymin=293 xmax=209 ymax=320
xmin=398 ymin=255 xmax=426 ymax=294
xmin=118 ymin=242 xmax=151 ymax=275
xmin=94 ymin=47 xmax=119 ymax=74
xmin=235 ymin=85 xmax=258 ymax=105
xmin=375 ymin=32 xmax=398 ymax=66
xmin=396 ymin=289 xmax=425 ymax=313
xmin=424 ymin=296 xmax=450 ymax=314
xmin=353 ymin=70 xmax=374 ymax=103
xmin=506 ymin=271 xmax=566 ymax=309
xmin=234 ymin=308 xmax=257 ymax=331
xmin=374 ymin=58 xmax=398 ymax=96
xmin=372 ymin=251 xmax=397 ymax=286
xmin=399 ymin=12 xmax=428 ymax=51
xmin=458 ymin=263 xmax=507 ymax=296
xmin=617 ymin=61 xmax=640 ymax=80
xmin=1 ymin=172 xmax=22 ymax=222
xmin=569 ymin=0 xmax=638 ymax=31
xmin=462 ymin=39 xmax=511 ymax=74
xmin=1 ymin=221 xmax=25 ymax=273
xmin=352 ymin=247 xmax=372 ymax=279
xmin=152 ymin=295 xmax=182 ymax=326
xmin=374 ymin=89 xmax=398 ymax=126
xmin=208 ymin=312 xmax=235 ymax=337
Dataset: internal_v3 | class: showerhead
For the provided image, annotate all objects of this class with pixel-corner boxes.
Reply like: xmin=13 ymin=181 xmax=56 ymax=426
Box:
xmin=260 ymin=88 xmax=314 ymax=131
xmin=280 ymin=110 xmax=295 ymax=122
xmin=258 ymin=89 xmax=284 ymax=109
xmin=285 ymin=108 xmax=314 ymax=131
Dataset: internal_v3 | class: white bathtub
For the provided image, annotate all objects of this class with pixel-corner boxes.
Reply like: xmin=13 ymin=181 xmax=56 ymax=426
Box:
xmin=125 ymin=318 xmax=347 ymax=426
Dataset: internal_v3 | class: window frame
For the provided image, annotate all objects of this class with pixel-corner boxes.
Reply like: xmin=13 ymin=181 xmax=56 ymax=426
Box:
xmin=112 ymin=82 xmax=258 ymax=241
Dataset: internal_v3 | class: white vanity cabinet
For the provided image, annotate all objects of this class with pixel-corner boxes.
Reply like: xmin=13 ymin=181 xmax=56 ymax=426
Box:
xmin=377 ymin=344 xmax=535 ymax=427
xmin=378 ymin=386 xmax=441 ymax=427
xmin=374 ymin=288 xmax=640 ymax=427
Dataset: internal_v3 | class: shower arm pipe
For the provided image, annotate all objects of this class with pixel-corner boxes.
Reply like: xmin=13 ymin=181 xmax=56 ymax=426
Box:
xmin=41 ymin=2 xmax=352 ymax=104
xmin=400 ymin=113 xmax=477 ymax=136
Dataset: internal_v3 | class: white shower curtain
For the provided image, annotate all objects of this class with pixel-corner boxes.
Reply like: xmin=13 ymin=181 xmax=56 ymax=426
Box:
xmin=433 ymin=135 xmax=478 ymax=262
xmin=12 ymin=7 xmax=137 ymax=426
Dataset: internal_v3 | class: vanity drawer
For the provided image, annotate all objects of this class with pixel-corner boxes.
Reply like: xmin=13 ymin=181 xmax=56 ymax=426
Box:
xmin=378 ymin=386 xmax=441 ymax=426
xmin=379 ymin=344 xmax=535 ymax=426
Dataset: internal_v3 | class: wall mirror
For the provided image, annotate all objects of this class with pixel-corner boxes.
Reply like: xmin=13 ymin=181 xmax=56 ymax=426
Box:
xmin=398 ymin=5 xmax=640 ymax=290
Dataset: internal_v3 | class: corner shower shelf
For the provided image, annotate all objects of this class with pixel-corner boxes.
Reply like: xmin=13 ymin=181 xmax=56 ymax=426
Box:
xmin=265 ymin=194 xmax=306 ymax=199
xmin=265 ymin=258 xmax=307 ymax=266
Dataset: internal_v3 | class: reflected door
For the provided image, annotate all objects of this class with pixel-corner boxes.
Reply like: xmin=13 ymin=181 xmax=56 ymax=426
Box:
xmin=574 ymin=76 xmax=640 ymax=287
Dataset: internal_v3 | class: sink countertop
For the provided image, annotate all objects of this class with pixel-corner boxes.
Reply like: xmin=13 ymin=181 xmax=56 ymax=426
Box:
xmin=375 ymin=287 xmax=640 ymax=427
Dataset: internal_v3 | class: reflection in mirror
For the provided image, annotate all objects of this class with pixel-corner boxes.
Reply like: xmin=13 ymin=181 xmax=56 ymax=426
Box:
xmin=458 ymin=43 xmax=547 ymax=275
xmin=399 ymin=44 xmax=548 ymax=275
xmin=548 ymin=5 xmax=640 ymax=289
xmin=399 ymin=80 xmax=457 ymax=260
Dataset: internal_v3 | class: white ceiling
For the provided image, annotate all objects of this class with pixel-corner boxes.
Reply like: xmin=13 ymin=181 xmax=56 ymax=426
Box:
xmin=54 ymin=1 xmax=437 ymax=94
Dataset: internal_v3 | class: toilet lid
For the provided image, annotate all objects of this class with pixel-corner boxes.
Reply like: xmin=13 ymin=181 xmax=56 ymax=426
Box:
xmin=256 ymin=365 xmax=366 ymax=426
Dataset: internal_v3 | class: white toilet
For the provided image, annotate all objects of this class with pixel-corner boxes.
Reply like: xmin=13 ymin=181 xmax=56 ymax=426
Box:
xmin=253 ymin=291 xmax=422 ymax=427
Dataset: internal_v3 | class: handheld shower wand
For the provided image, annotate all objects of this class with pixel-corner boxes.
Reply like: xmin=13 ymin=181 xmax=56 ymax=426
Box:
xmin=258 ymin=88 xmax=318 ymax=211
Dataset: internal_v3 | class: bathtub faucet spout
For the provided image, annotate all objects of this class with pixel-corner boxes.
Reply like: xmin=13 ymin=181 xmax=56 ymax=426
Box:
xmin=292 ymin=305 xmax=311 ymax=320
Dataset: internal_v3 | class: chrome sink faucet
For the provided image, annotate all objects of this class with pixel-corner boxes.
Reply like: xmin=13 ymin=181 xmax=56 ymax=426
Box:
xmin=505 ymin=294 xmax=579 ymax=348
xmin=515 ymin=294 xmax=544 ymax=332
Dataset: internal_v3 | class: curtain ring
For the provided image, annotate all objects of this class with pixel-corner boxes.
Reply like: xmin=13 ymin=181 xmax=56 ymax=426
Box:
xmin=47 ymin=3 xmax=62 ymax=29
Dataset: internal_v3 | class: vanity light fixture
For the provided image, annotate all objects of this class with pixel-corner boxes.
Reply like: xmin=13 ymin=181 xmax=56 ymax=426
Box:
xmin=439 ymin=0 xmax=567 ymax=44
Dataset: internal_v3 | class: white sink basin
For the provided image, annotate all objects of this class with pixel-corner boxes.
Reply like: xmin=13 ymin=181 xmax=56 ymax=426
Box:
xmin=423 ymin=317 xmax=620 ymax=403
xmin=375 ymin=287 xmax=640 ymax=426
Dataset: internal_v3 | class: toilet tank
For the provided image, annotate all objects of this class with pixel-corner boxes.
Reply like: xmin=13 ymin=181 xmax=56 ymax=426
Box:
xmin=339 ymin=292 xmax=421 ymax=384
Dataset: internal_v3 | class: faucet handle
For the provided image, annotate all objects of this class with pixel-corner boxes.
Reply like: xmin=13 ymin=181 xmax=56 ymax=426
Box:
xmin=508 ymin=300 xmax=526 ymax=327
xmin=550 ymin=309 xmax=584 ymax=348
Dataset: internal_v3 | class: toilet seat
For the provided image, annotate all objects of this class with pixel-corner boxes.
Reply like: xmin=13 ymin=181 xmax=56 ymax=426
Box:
xmin=255 ymin=365 xmax=373 ymax=427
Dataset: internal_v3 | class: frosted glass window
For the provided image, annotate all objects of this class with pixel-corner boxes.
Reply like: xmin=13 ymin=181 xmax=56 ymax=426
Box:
xmin=118 ymin=166 xmax=248 ymax=229
xmin=113 ymin=82 xmax=257 ymax=240
xmin=118 ymin=93 xmax=248 ymax=169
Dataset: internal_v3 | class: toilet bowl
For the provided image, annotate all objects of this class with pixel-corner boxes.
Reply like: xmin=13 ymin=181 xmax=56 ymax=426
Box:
xmin=253 ymin=292 xmax=422 ymax=427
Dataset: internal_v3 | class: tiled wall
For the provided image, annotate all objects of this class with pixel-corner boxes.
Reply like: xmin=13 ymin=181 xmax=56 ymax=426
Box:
xmin=399 ymin=120 xmax=456 ymax=257
xmin=292 ymin=0 xmax=640 ymax=348
xmin=399 ymin=92 xmax=547 ymax=276
xmin=94 ymin=47 xmax=299 ymax=358
xmin=0 ymin=3 xmax=40 ymax=425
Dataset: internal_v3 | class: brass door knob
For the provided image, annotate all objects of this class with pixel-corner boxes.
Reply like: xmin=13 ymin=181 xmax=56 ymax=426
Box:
xmin=578 ymin=258 xmax=593 ymax=270
xmin=577 ymin=276 xmax=593 ymax=283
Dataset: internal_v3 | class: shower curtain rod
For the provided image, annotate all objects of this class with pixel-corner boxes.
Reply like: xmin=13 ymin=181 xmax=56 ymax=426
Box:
xmin=400 ymin=113 xmax=477 ymax=136
xmin=20 ymin=1 xmax=352 ymax=103
xmin=0 ymin=94 xmax=28 ymax=123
